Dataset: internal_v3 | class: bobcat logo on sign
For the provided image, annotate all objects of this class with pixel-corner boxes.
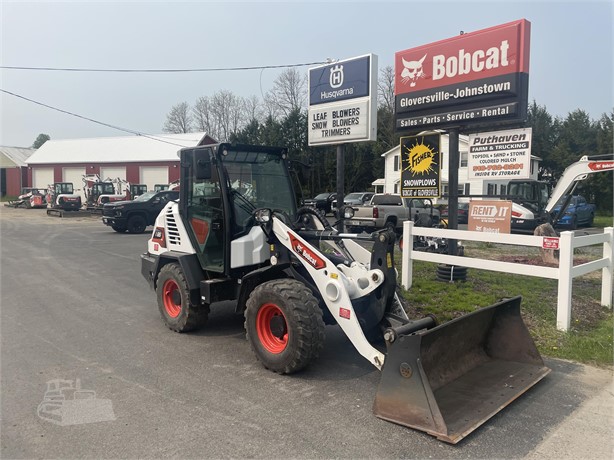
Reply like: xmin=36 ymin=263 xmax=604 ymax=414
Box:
xmin=329 ymin=65 xmax=344 ymax=88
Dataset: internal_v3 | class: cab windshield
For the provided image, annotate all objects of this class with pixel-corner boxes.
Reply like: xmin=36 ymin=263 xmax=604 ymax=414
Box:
xmin=222 ymin=150 xmax=296 ymax=217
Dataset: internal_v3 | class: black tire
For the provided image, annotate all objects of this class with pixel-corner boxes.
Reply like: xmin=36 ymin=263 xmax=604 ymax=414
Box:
xmin=245 ymin=279 xmax=325 ymax=374
xmin=127 ymin=214 xmax=147 ymax=234
xmin=156 ymin=263 xmax=208 ymax=332
xmin=569 ymin=216 xmax=578 ymax=230
xmin=588 ymin=213 xmax=594 ymax=227
xmin=111 ymin=224 xmax=127 ymax=233
xmin=385 ymin=220 xmax=397 ymax=237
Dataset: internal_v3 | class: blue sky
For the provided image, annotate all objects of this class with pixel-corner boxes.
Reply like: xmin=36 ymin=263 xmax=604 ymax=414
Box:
xmin=1 ymin=0 xmax=612 ymax=147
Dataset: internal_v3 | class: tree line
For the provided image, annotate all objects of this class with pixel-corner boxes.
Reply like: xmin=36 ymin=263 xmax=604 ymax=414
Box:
xmin=164 ymin=67 xmax=613 ymax=212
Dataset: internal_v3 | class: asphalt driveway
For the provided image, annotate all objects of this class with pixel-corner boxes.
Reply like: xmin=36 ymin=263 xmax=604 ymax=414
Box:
xmin=1 ymin=207 xmax=611 ymax=459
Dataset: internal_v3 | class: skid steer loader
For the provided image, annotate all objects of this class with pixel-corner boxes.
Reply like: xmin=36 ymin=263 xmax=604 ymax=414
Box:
xmin=141 ymin=143 xmax=550 ymax=444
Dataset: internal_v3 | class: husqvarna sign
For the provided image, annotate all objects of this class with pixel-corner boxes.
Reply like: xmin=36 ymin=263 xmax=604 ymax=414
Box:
xmin=308 ymin=54 xmax=377 ymax=146
xmin=394 ymin=19 xmax=530 ymax=131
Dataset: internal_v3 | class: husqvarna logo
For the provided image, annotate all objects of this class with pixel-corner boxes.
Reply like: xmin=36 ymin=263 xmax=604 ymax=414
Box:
xmin=329 ymin=65 xmax=344 ymax=88
xmin=289 ymin=234 xmax=325 ymax=270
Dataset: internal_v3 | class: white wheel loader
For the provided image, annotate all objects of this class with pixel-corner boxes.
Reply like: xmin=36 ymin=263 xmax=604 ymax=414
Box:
xmin=141 ymin=143 xmax=550 ymax=444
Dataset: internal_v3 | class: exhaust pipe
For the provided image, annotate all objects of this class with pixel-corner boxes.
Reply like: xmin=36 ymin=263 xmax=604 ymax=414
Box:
xmin=373 ymin=296 xmax=550 ymax=444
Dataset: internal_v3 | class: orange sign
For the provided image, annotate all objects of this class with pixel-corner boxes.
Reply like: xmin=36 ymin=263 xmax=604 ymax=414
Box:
xmin=468 ymin=200 xmax=512 ymax=234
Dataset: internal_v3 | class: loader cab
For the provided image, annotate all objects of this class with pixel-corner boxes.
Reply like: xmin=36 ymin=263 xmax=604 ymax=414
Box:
xmin=130 ymin=184 xmax=148 ymax=199
xmin=507 ymin=180 xmax=550 ymax=215
xmin=55 ymin=182 xmax=74 ymax=195
xmin=90 ymin=182 xmax=115 ymax=201
xmin=179 ymin=143 xmax=296 ymax=275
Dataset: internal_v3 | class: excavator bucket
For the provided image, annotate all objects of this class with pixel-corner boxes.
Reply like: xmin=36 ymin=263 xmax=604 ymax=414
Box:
xmin=373 ymin=296 xmax=550 ymax=444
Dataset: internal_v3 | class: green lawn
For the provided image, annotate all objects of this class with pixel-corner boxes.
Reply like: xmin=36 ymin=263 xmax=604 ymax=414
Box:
xmin=396 ymin=245 xmax=613 ymax=368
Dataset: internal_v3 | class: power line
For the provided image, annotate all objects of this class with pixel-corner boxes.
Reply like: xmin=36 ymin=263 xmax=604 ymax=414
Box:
xmin=0 ymin=61 xmax=326 ymax=73
xmin=0 ymin=88 xmax=193 ymax=147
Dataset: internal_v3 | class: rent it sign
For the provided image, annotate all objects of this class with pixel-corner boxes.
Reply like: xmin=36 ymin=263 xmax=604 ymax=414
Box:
xmin=468 ymin=200 xmax=512 ymax=234
xmin=394 ymin=19 xmax=530 ymax=131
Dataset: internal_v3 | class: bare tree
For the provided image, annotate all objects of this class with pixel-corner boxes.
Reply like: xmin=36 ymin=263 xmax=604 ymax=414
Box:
xmin=265 ymin=68 xmax=307 ymax=119
xmin=208 ymin=90 xmax=244 ymax=141
xmin=193 ymin=96 xmax=217 ymax=136
xmin=243 ymin=95 xmax=263 ymax=123
xmin=378 ymin=65 xmax=395 ymax=113
xmin=163 ymin=102 xmax=193 ymax=133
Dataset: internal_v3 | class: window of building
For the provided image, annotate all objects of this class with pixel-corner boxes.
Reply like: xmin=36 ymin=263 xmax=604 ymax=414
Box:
xmin=460 ymin=151 xmax=468 ymax=167
xmin=394 ymin=182 xmax=399 ymax=194
xmin=500 ymin=184 xmax=507 ymax=196
xmin=464 ymin=183 xmax=471 ymax=196
xmin=487 ymin=183 xmax=497 ymax=195
xmin=394 ymin=155 xmax=400 ymax=172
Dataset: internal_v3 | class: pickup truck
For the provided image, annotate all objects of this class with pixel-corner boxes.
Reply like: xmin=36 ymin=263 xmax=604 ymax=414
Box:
xmin=102 ymin=190 xmax=179 ymax=234
xmin=551 ymin=194 xmax=596 ymax=229
xmin=346 ymin=194 xmax=440 ymax=233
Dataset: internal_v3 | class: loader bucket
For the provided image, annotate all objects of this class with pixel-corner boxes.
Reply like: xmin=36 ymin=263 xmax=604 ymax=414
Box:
xmin=373 ymin=296 xmax=550 ymax=444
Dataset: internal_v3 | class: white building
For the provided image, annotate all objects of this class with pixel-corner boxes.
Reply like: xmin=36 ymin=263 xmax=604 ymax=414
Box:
xmin=373 ymin=132 xmax=541 ymax=203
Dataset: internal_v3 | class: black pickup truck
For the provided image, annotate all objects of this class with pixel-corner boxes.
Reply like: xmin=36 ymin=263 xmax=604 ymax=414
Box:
xmin=102 ymin=190 xmax=179 ymax=233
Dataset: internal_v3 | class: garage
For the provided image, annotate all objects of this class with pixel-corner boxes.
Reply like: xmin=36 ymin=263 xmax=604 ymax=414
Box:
xmin=32 ymin=167 xmax=54 ymax=190
xmin=100 ymin=166 xmax=126 ymax=182
xmin=140 ymin=166 xmax=169 ymax=191
xmin=25 ymin=133 xmax=216 ymax=193
xmin=63 ymin=167 xmax=86 ymax=200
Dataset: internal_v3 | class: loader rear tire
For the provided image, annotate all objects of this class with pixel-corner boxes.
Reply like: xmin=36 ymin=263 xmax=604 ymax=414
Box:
xmin=245 ymin=279 xmax=325 ymax=374
xmin=157 ymin=263 xmax=208 ymax=332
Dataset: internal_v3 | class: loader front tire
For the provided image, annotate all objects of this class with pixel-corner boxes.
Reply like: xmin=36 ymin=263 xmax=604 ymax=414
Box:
xmin=245 ymin=279 xmax=325 ymax=374
xmin=156 ymin=263 xmax=208 ymax=332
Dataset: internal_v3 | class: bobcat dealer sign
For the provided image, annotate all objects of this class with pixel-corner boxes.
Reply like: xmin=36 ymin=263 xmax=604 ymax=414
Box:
xmin=308 ymin=54 xmax=378 ymax=146
xmin=394 ymin=19 xmax=530 ymax=131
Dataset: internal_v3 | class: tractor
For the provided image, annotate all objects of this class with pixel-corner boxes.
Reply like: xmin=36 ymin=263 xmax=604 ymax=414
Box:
xmin=46 ymin=182 xmax=82 ymax=215
xmin=140 ymin=143 xmax=550 ymax=444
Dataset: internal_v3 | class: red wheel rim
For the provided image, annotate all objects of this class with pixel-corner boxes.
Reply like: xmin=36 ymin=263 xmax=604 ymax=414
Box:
xmin=256 ymin=303 xmax=288 ymax=354
xmin=163 ymin=279 xmax=181 ymax=318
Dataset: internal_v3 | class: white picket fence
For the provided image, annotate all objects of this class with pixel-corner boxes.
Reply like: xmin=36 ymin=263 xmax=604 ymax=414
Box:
xmin=401 ymin=221 xmax=613 ymax=331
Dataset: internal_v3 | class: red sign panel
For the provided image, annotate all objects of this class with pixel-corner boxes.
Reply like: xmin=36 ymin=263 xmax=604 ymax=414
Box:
xmin=395 ymin=20 xmax=530 ymax=94
xmin=394 ymin=19 xmax=530 ymax=131
xmin=339 ymin=308 xmax=351 ymax=320
xmin=542 ymin=237 xmax=560 ymax=250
